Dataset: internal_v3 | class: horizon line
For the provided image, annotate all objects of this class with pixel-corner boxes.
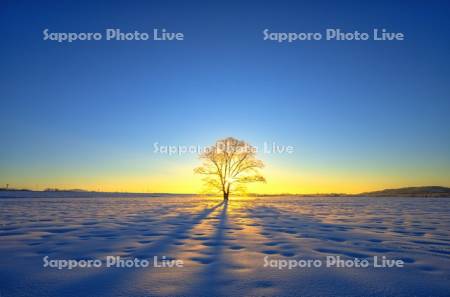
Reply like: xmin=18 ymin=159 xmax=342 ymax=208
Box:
xmin=1 ymin=185 xmax=449 ymax=197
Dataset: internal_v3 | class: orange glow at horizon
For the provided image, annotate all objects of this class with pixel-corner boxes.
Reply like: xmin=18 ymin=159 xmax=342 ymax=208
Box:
xmin=7 ymin=163 xmax=449 ymax=195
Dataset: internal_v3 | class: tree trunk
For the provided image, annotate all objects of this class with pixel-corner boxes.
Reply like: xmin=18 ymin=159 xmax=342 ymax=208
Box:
xmin=223 ymin=191 xmax=229 ymax=201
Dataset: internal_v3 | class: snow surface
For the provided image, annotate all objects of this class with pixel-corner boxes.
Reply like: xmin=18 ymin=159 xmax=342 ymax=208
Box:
xmin=0 ymin=194 xmax=449 ymax=297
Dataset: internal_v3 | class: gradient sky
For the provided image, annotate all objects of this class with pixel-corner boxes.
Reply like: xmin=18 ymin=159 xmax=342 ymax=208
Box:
xmin=1 ymin=0 xmax=449 ymax=194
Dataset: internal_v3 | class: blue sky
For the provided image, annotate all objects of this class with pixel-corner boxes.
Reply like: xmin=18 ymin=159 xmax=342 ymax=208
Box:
xmin=1 ymin=0 xmax=449 ymax=193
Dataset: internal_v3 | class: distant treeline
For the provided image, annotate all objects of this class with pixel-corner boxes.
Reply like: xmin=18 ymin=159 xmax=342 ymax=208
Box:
xmin=1 ymin=186 xmax=449 ymax=198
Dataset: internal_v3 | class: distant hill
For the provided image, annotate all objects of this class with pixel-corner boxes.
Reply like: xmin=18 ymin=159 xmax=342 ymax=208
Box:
xmin=359 ymin=186 xmax=450 ymax=197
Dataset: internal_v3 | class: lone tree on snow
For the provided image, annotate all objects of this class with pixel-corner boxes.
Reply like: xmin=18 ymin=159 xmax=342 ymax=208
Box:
xmin=194 ymin=137 xmax=266 ymax=200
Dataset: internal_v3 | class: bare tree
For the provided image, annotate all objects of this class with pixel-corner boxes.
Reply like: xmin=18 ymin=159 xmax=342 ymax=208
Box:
xmin=194 ymin=137 xmax=266 ymax=200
